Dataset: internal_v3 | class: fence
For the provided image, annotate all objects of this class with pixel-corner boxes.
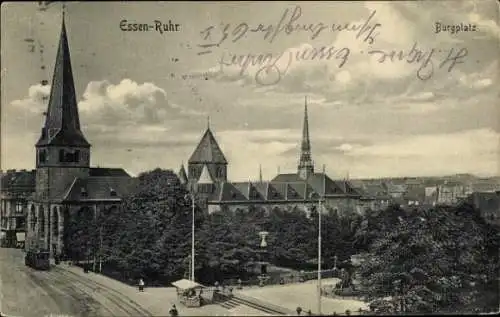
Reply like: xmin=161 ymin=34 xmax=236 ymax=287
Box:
xmin=220 ymin=268 xmax=340 ymax=288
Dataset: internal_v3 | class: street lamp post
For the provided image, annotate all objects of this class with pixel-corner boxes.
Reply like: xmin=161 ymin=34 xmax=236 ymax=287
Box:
xmin=317 ymin=195 xmax=322 ymax=316
xmin=185 ymin=193 xmax=196 ymax=281
xmin=310 ymin=192 xmax=323 ymax=315
xmin=258 ymin=231 xmax=269 ymax=286
xmin=191 ymin=194 xmax=195 ymax=281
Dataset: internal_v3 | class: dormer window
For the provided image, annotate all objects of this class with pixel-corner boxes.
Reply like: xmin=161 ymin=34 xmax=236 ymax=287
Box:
xmin=231 ymin=192 xmax=238 ymax=199
xmin=80 ymin=187 xmax=88 ymax=197
xmin=110 ymin=188 xmax=117 ymax=197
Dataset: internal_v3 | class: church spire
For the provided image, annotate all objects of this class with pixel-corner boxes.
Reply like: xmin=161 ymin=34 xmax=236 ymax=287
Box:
xmin=36 ymin=12 xmax=89 ymax=148
xmin=259 ymin=164 xmax=263 ymax=182
xmin=298 ymin=96 xmax=314 ymax=179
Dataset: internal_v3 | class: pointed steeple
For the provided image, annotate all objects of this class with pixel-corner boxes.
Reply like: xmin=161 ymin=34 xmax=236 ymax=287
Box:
xmin=259 ymin=164 xmax=263 ymax=183
xmin=298 ymin=96 xmax=314 ymax=179
xmin=178 ymin=164 xmax=188 ymax=185
xmin=36 ymin=13 xmax=89 ymax=147
xmin=188 ymin=127 xmax=227 ymax=164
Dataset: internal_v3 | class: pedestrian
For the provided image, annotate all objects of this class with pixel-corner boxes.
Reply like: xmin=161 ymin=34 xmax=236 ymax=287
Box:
xmin=138 ymin=278 xmax=145 ymax=292
xmin=296 ymin=306 xmax=302 ymax=315
xmin=169 ymin=304 xmax=178 ymax=317
xmin=307 ymin=309 xmax=312 ymax=315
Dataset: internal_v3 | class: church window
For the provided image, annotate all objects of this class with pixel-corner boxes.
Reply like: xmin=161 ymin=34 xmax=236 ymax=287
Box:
xmin=80 ymin=187 xmax=88 ymax=197
xmin=59 ymin=149 xmax=81 ymax=163
xmin=52 ymin=208 xmax=59 ymax=237
xmin=30 ymin=206 xmax=37 ymax=228
xmin=110 ymin=188 xmax=117 ymax=197
xmin=217 ymin=167 xmax=223 ymax=178
xmin=39 ymin=207 xmax=45 ymax=237
xmin=15 ymin=202 xmax=25 ymax=213
xmin=38 ymin=150 xmax=47 ymax=163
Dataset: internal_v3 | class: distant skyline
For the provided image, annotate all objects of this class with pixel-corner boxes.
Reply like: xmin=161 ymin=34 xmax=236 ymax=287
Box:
xmin=1 ymin=1 xmax=499 ymax=180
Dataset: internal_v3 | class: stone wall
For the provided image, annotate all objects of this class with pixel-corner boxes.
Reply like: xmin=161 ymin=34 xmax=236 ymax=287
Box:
xmin=35 ymin=167 xmax=89 ymax=200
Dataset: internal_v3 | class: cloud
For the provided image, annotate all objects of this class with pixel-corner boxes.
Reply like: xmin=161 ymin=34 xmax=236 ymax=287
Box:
xmin=201 ymin=127 xmax=499 ymax=181
xmin=312 ymin=128 xmax=500 ymax=179
xmin=468 ymin=11 xmax=500 ymax=40
xmin=79 ymin=79 xmax=197 ymax=126
xmin=337 ymin=143 xmax=354 ymax=152
xmin=344 ymin=128 xmax=498 ymax=159
xmin=10 ymin=83 xmax=50 ymax=114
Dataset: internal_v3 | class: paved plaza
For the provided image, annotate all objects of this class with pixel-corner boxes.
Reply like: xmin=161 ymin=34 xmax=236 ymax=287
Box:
xmin=237 ymin=278 xmax=369 ymax=315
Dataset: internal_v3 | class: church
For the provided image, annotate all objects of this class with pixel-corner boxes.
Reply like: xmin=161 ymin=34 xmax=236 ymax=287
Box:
xmin=179 ymin=100 xmax=387 ymax=215
xmin=21 ymin=16 xmax=136 ymax=256
xmin=2 ymin=13 xmax=385 ymax=258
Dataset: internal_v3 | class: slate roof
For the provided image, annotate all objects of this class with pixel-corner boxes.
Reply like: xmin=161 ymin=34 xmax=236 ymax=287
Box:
xmin=188 ymin=128 xmax=227 ymax=164
xmin=178 ymin=165 xmax=188 ymax=184
xmin=360 ymin=183 xmax=391 ymax=200
xmin=0 ymin=170 xmax=36 ymax=195
xmin=467 ymin=191 xmax=500 ymax=218
xmin=403 ymin=187 xmax=426 ymax=202
xmin=62 ymin=176 xmax=138 ymax=202
xmin=271 ymin=173 xmax=302 ymax=182
xmin=206 ymin=172 xmax=362 ymax=203
xmin=35 ymin=17 xmax=89 ymax=148
xmin=89 ymin=168 xmax=130 ymax=177
xmin=386 ymin=183 xmax=407 ymax=193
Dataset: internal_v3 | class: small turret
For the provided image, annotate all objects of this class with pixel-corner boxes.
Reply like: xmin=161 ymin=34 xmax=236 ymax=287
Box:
xmin=178 ymin=164 xmax=188 ymax=185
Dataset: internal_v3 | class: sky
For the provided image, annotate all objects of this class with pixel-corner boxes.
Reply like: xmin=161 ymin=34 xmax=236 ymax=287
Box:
xmin=1 ymin=1 xmax=499 ymax=181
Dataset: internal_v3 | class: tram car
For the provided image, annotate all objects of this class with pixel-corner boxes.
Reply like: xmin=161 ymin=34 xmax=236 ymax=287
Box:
xmin=25 ymin=249 xmax=50 ymax=270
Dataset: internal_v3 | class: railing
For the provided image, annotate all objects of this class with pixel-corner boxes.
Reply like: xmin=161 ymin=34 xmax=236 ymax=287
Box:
xmin=220 ymin=269 xmax=340 ymax=288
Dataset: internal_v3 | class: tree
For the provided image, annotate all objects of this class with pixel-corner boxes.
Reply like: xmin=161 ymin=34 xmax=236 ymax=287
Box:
xmin=64 ymin=206 xmax=98 ymax=263
xmin=358 ymin=203 xmax=500 ymax=314
xmin=97 ymin=168 xmax=199 ymax=283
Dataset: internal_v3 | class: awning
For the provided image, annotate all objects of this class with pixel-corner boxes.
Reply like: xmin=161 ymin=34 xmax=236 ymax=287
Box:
xmin=171 ymin=279 xmax=202 ymax=290
xmin=16 ymin=232 xmax=25 ymax=242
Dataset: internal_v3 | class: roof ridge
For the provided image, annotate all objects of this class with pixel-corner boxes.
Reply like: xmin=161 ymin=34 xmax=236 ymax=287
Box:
xmin=62 ymin=177 xmax=80 ymax=201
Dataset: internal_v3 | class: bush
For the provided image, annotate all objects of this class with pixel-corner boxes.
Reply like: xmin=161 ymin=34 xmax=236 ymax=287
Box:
xmin=334 ymin=286 xmax=360 ymax=297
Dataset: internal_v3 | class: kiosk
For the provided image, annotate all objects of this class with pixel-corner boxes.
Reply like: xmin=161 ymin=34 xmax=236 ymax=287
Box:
xmin=171 ymin=279 xmax=204 ymax=307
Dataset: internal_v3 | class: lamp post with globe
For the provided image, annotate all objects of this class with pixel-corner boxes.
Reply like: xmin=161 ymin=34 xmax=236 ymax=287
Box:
xmin=309 ymin=190 xmax=324 ymax=315
xmin=257 ymin=231 xmax=269 ymax=286
xmin=184 ymin=192 xmax=196 ymax=281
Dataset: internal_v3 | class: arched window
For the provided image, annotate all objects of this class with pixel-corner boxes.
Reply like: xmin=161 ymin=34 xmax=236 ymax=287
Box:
xmin=30 ymin=205 xmax=37 ymax=229
xmin=39 ymin=207 xmax=45 ymax=236
xmin=38 ymin=150 xmax=47 ymax=163
xmin=52 ymin=207 xmax=59 ymax=237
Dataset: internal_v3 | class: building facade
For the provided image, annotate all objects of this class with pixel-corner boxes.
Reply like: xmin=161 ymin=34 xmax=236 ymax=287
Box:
xmin=0 ymin=170 xmax=36 ymax=247
xmin=180 ymin=99 xmax=385 ymax=215
xmin=18 ymin=16 xmax=136 ymax=257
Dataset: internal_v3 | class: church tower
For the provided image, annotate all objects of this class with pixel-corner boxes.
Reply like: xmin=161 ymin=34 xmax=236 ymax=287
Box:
xmin=188 ymin=119 xmax=227 ymax=186
xmin=298 ymin=97 xmax=314 ymax=179
xmin=35 ymin=14 xmax=91 ymax=201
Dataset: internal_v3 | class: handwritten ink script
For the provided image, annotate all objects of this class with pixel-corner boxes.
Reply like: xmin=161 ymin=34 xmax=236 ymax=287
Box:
xmin=195 ymin=5 xmax=469 ymax=85
xmin=368 ymin=43 xmax=468 ymax=81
